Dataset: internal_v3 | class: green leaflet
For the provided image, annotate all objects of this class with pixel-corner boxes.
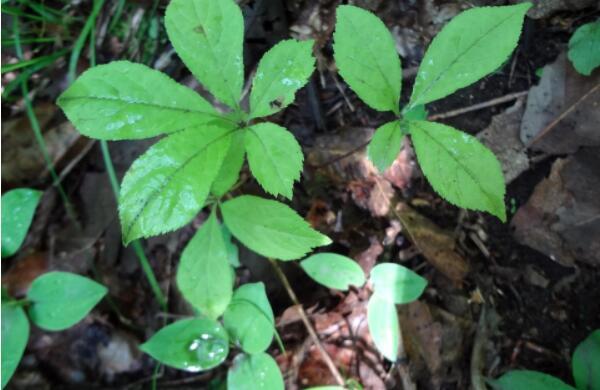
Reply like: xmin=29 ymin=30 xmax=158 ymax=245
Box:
xmin=333 ymin=5 xmax=401 ymax=113
xmin=57 ymin=61 xmax=220 ymax=140
xmin=140 ymin=317 xmax=229 ymax=372
xmin=568 ymin=21 xmax=600 ymax=76
xmin=211 ymin=131 xmax=246 ymax=197
xmin=300 ymin=253 xmax=365 ymax=291
xmin=1 ymin=188 xmax=42 ymax=258
xmin=177 ymin=211 xmax=233 ymax=319
xmin=249 ymin=39 xmax=316 ymax=119
xmin=165 ymin=0 xmax=244 ymax=109
xmin=245 ymin=123 xmax=303 ymax=199
xmin=118 ymin=126 xmax=232 ymax=244
xmin=489 ymin=370 xmax=575 ymax=390
xmin=572 ymin=329 xmax=600 ymax=390
xmin=27 ymin=272 xmax=107 ymax=331
xmin=1 ymin=304 xmax=29 ymax=389
xmin=370 ymin=263 xmax=427 ymax=305
xmin=222 ymin=224 xmax=241 ymax=268
xmin=409 ymin=3 xmax=531 ymax=107
xmin=221 ymin=195 xmax=331 ymax=261
xmin=408 ymin=120 xmax=506 ymax=221
xmin=223 ymin=282 xmax=275 ymax=354
xmin=227 ymin=353 xmax=284 ymax=390
xmin=367 ymin=294 xmax=399 ymax=361
xmin=367 ymin=121 xmax=404 ymax=173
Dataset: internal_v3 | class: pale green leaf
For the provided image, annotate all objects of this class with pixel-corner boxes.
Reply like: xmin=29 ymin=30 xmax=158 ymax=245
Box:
xmin=27 ymin=272 xmax=107 ymax=331
xmin=223 ymin=282 xmax=274 ymax=354
xmin=489 ymin=370 xmax=575 ymax=390
xmin=1 ymin=188 xmax=42 ymax=258
xmin=367 ymin=121 xmax=403 ymax=172
xmin=333 ymin=5 xmax=401 ymax=112
xmin=177 ymin=211 xmax=233 ymax=319
xmin=1 ymin=304 xmax=29 ymax=389
xmin=572 ymin=329 xmax=600 ymax=390
xmin=409 ymin=3 xmax=531 ymax=107
xmin=249 ymin=39 xmax=316 ymax=119
xmin=367 ymin=294 xmax=399 ymax=361
xmin=370 ymin=263 xmax=427 ymax=304
xmin=245 ymin=123 xmax=303 ymax=199
xmin=300 ymin=253 xmax=365 ymax=290
xmin=227 ymin=353 xmax=284 ymax=390
xmin=568 ymin=21 xmax=600 ymax=76
xmin=119 ymin=126 xmax=233 ymax=244
xmin=221 ymin=195 xmax=331 ymax=261
xmin=211 ymin=132 xmax=246 ymax=197
xmin=408 ymin=120 xmax=506 ymax=221
xmin=165 ymin=0 xmax=244 ymax=109
xmin=57 ymin=61 xmax=221 ymax=140
xmin=140 ymin=317 xmax=229 ymax=372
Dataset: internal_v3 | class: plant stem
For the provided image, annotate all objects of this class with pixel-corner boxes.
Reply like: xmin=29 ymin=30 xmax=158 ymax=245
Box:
xmin=268 ymin=259 xmax=345 ymax=386
xmin=67 ymin=0 xmax=106 ymax=83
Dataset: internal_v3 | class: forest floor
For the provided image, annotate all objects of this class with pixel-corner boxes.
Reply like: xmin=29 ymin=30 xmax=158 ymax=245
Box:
xmin=2 ymin=0 xmax=599 ymax=389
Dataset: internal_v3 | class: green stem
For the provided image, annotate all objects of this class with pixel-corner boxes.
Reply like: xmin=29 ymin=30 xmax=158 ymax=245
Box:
xmin=67 ymin=0 xmax=106 ymax=83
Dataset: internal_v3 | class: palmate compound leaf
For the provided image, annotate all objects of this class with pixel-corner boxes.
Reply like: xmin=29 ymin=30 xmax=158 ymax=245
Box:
xmin=367 ymin=294 xmax=400 ymax=361
xmin=572 ymin=329 xmax=600 ymax=390
xmin=227 ymin=353 xmax=284 ymax=390
xmin=245 ymin=123 xmax=303 ymax=199
xmin=408 ymin=120 xmax=506 ymax=221
xmin=367 ymin=121 xmax=404 ymax=173
xmin=370 ymin=263 xmax=427 ymax=304
xmin=1 ymin=303 xmax=29 ymax=389
xmin=26 ymin=272 xmax=107 ymax=331
xmin=176 ymin=211 xmax=233 ymax=320
xmin=57 ymin=61 xmax=223 ymax=140
xmin=165 ymin=0 xmax=244 ymax=110
xmin=119 ymin=125 xmax=233 ymax=244
xmin=409 ymin=3 xmax=531 ymax=107
xmin=249 ymin=39 xmax=316 ymax=119
xmin=1 ymin=188 xmax=42 ymax=258
xmin=221 ymin=195 xmax=331 ymax=261
xmin=489 ymin=370 xmax=575 ymax=390
xmin=211 ymin=131 xmax=246 ymax=198
xmin=140 ymin=317 xmax=229 ymax=372
xmin=300 ymin=253 xmax=365 ymax=291
xmin=333 ymin=5 xmax=401 ymax=113
xmin=568 ymin=21 xmax=600 ymax=76
xmin=223 ymin=282 xmax=275 ymax=354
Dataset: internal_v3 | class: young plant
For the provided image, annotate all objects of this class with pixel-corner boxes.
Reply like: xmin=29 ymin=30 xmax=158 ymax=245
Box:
xmin=568 ymin=20 xmax=600 ymax=76
xmin=58 ymin=0 xmax=329 ymax=385
xmin=489 ymin=329 xmax=600 ymax=390
xmin=333 ymin=3 xmax=533 ymax=221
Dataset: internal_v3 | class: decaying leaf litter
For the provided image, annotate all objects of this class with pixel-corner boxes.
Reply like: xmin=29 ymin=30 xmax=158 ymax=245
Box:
xmin=1 ymin=0 xmax=599 ymax=388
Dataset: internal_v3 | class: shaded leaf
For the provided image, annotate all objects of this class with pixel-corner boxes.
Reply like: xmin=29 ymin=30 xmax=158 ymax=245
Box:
xmin=572 ymin=329 xmax=600 ymax=390
xmin=211 ymin=132 xmax=245 ymax=197
xmin=367 ymin=294 xmax=399 ymax=361
xmin=27 ymin=272 xmax=107 ymax=331
xmin=140 ymin=317 xmax=229 ymax=372
xmin=409 ymin=120 xmax=506 ymax=221
xmin=1 ymin=304 xmax=29 ymax=389
xmin=227 ymin=353 xmax=284 ymax=390
xmin=568 ymin=21 xmax=600 ymax=76
xmin=1 ymin=188 xmax=42 ymax=258
xmin=245 ymin=123 xmax=303 ymax=199
xmin=119 ymin=126 xmax=232 ymax=244
xmin=333 ymin=5 xmax=401 ymax=112
xmin=250 ymin=39 xmax=315 ymax=119
xmin=409 ymin=3 xmax=531 ymax=106
xmin=367 ymin=121 xmax=403 ymax=172
xmin=300 ymin=253 xmax=365 ymax=290
xmin=223 ymin=282 xmax=274 ymax=354
xmin=489 ymin=370 xmax=575 ymax=390
xmin=221 ymin=195 xmax=331 ymax=261
xmin=57 ymin=61 xmax=220 ymax=140
xmin=222 ymin=224 xmax=241 ymax=268
xmin=177 ymin=211 xmax=233 ymax=319
xmin=165 ymin=0 xmax=244 ymax=109
xmin=370 ymin=263 xmax=427 ymax=304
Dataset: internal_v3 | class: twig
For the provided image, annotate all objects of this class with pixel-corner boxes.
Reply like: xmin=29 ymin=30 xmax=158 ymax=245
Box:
xmin=526 ymin=82 xmax=600 ymax=148
xmin=428 ymin=90 xmax=528 ymax=121
xmin=268 ymin=259 xmax=346 ymax=387
xmin=470 ymin=306 xmax=488 ymax=390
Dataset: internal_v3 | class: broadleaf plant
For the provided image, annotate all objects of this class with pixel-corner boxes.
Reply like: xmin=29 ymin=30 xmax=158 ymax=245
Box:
xmin=1 ymin=188 xmax=42 ymax=258
xmin=567 ymin=20 xmax=600 ymax=76
xmin=334 ymin=3 xmax=533 ymax=221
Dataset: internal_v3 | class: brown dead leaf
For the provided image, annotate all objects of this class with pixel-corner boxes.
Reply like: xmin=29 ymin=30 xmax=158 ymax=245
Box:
xmin=1 ymin=251 xmax=48 ymax=297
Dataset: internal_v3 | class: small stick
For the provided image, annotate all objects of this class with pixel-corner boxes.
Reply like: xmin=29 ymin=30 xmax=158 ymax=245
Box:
xmin=428 ymin=90 xmax=528 ymax=121
xmin=269 ymin=259 xmax=346 ymax=387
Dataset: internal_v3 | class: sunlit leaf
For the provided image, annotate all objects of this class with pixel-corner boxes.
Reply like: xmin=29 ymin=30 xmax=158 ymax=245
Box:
xmin=227 ymin=353 xmax=284 ymax=390
xmin=370 ymin=263 xmax=427 ymax=304
xmin=367 ymin=294 xmax=399 ymax=361
xmin=367 ymin=121 xmax=403 ymax=173
xmin=300 ymin=253 xmax=365 ymax=290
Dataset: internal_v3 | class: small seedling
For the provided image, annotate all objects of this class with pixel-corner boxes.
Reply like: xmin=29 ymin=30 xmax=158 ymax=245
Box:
xmin=334 ymin=3 xmax=533 ymax=222
xmin=568 ymin=20 xmax=600 ymax=76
